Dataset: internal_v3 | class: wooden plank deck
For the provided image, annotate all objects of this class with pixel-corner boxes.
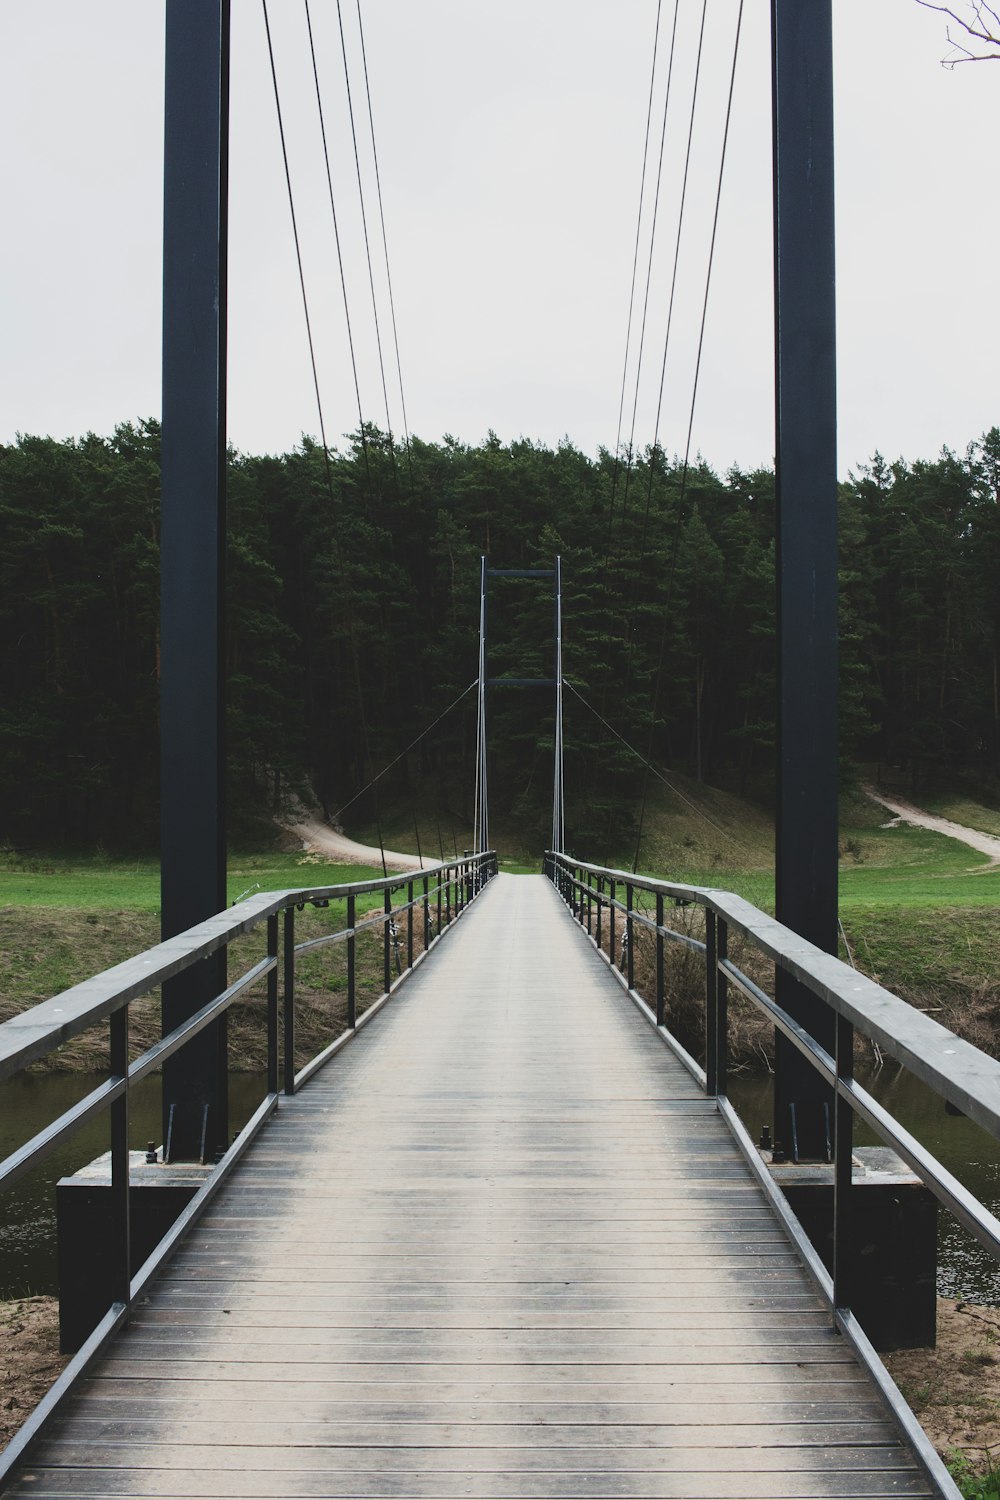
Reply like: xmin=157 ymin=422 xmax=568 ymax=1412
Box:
xmin=9 ymin=874 xmax=935 ymax=1498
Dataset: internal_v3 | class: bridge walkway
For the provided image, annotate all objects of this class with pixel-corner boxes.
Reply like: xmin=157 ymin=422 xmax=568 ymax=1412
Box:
xmin=10 ymin=874 xmax=933 ymax=1497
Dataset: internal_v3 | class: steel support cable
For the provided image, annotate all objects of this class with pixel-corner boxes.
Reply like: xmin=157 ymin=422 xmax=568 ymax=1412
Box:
xmin=564 ymin=679 xmax=752 ymax=855
xmin=473 ymin=567 xmax=488 ymax=854
xmin=303 ymin=0 xmax=398 ymax=868
xmin=334 ymin=0 xmax=398 ymax=476
xmin=603 ymin=0 xmax=665 ymax=577
xmin=355 ymin=0 xmax=415 ymax=492
xmin=632 ymin=0 xmax=745 ymax=875
xmin=333 ymin=679 xmax=478 ymax=822
xmin=303 ymin=0 xmax=376 ymax=502
xmin=263 ymin=0 xmax=388 ymax=873
xmin=621 ymin=0 xmax=711 ymax=704
xmin=644 ymin=0 xmax=710 ymax=512
xmin=262 ymin=0 xmax=335 ymax=484
xmin=600 ymin=0 xmax=692 ymax=860
xmin=592 ymin=0 xmax=679 ymax=819
xmin=552 ymin=560 xmax=565 ymax=854
xmin=614 ymin=0 xmax=683 ymax=552
xmin=611 ymin=0 xmax=683 ymax=546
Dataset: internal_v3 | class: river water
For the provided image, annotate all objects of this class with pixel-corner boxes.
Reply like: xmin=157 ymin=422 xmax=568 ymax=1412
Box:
xmin=730 ymin=1064 xmax=1000 ymax=1304
xmin=0 ymin=1071 xmax=265 ymax=1298
xmin=3 ymin=1064 xmax=1000 ymax=1302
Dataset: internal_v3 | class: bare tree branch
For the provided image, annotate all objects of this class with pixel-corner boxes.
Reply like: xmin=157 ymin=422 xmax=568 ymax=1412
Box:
xmin=915 ymin=0 xmax=1000 ymax=63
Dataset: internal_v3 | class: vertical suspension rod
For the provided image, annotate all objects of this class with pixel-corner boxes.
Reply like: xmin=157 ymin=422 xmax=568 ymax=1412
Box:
xmin=552 ymin=555 xmax=565 ymax=854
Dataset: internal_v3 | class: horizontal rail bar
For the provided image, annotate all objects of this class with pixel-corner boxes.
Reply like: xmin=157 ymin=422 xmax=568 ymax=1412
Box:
xmin=842 ymin=1078 xmax=1000 ymax=1261
xmin=0 ymin=854 xmax=494 ymax=1081
xmin=0 ymin=1300 xmax=128 ymax=1488
xmin=548 ymin=851 xmax=1000 ymax=1142
xmin=719 ymin=952 xmax=1000 ymax=1256
xmin=0 ymin=1077 xmax=126 ymax=1192
xmin=557 ymin=848 xmax=1000 ymax=1299
xmin=485 ymin=678 xmax=557 ymax=688
xmin=129 ymin=956 xmax=276 ymax=1086
xmin=130 ymin=1092 xmax=279 ymax=1299
xmin=291 ymin=877 xmax=475 ymax=1092
xmin=0 ymin=955 xmax=277 ymax=1191
xmin=485 ymin=568 xmax=555 ymax=577
xmin=568 ymin=875 xmax=706 ymax=953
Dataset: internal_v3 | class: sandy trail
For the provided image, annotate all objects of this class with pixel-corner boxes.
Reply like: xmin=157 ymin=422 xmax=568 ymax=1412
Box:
xmin=866 ymin=787 xmax=1000 ymax=865
xmin=286 ymin=813 xmax=431 ymax=873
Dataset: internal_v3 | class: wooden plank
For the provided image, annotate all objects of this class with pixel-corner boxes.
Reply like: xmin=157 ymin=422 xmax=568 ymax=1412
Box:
xmin=4 ymin=877 xmax=932 ymax=1500
xmin=21 ymin=1443 xmax=921 ymax=1473
xmin=75 ymin=1377 xmax=877 ymax=1403
xmin=3 ymin=1466 xmax=936 ymax=1497
xmin=115 ymin=1324 xmax=849 ymax=1350
xmin=95 ymin=1350 xmax=863 ymax=1374
xmin=46 ymin=1397 xmax=908 ymax=1426
xmin=45 ymin=1419 xmax=904 ymax=1448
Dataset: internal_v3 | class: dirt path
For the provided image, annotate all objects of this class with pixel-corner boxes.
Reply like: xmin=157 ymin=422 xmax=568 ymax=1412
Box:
xmin=867 ymin=787 xmax=1000 ymax=865
xmin=285 ymin=813 xmax=430 ymax=873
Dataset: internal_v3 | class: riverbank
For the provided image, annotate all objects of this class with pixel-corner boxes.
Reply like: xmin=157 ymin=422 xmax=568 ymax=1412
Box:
xmin=886 ymin=1299 xmax=1000 ymax=1480
xmin=0 ymin=1297 xmax=65 ymax=1449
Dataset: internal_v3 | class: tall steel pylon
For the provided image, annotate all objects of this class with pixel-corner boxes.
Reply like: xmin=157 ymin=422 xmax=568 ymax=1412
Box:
xmin=475 ymin=557 xmax=565 ymax=855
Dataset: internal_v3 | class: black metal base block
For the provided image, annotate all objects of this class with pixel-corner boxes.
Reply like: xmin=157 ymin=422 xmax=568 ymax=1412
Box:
xmin=767 ymin=1146 xmax=937 ymax=1351
xmin=56 ymin=1150 xmax=212 ymax=1352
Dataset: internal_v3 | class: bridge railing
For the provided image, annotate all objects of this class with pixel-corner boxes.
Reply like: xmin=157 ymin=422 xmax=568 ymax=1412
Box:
xmin=0 ymin=850 xmax=496 ymax=1479
xmin=545 ymin=850 xmax=1000 ymax=1321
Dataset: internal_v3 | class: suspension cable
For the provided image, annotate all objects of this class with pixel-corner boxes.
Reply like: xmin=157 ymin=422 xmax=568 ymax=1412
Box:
xmin=604 ymin=0 xmax=665 ymax=563
xmin=263 ymin=0 xmax=389 ymax=872
xmin=303 ymin=0 xmax=374 ymax=492
xmin=334 ymin=0 xmax=397 ymax=458
xmin=333 ymin=679 xmax=478 ymax=822
xmin=262 ymin=0 xmax=334 ymax=479
xmin=473 ymin=559 xmax=489 ymax=854
xmin=632 ymin=0 xmax=745 ymax=873
xmin=647 ymin=0 xmax=709 ymax=467
xmin=355 ymin=0 xmax=414 ymax=485
xmin=614 ymin=0 xmax=683 ymax=540
xmin=564 ymin=679 xmax=752 ymax=855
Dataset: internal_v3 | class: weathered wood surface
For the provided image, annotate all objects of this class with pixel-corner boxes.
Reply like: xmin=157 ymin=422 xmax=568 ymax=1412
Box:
xmin=10 ymin=875 xmax=934 ymax=1498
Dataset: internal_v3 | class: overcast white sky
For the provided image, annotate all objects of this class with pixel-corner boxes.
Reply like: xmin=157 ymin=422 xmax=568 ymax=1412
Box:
xmin=1 ymin=1 xmax=996 ymax=476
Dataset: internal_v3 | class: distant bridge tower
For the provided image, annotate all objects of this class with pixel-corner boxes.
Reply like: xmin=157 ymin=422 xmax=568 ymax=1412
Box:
xmin=476 ymin=557 xmax=565 ymax=856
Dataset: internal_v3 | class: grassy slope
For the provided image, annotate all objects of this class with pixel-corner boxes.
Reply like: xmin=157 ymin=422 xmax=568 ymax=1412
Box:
xmin=0 ymin=851 xmax=406 ymax=1071
xmin=0 ymin=851 xmax=387 ymax=913
xmin=3 ymin=780 xmax=999 ymax=1063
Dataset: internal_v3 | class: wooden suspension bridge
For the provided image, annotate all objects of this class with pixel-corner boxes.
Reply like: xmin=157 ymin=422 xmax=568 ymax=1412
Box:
xmin=6 ymin=851 xmax=1000 ymax=1497
xmin=3 ymin=4 xmax=999 ymax=1497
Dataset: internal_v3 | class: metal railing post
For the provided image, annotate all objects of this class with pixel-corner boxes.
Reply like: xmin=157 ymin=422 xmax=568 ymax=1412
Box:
xmin=596 ymin=876 xmax=603 ymax=954
xmin=626 ymin=883 xmax=634 ymax=990
xmin=347 ymin=894 xmax=357 ymax=1029
xmin=444 ymin=866 xmax=451 ymax=927
xmin=834 ymin=1013 xmax=855 ymax=1314
xmin=283 ymin=907 xmax=296 ymax=1095
xmin=407 ymin=880 xmax=414 ymax=969
xmin=109 ymin=1008 xmax=130 ymax=1313
xmin=609 ymin=879 xmax=616 ymax=970
xmin=705 ymin=910 xmax=718 ymax=1095
xmin=383 ymin=888 xmax=392 ymax=994
xmin=423 ymin=875 xmax=431 ymax=950
xmin=655 ymin=892 xmax=665 ymax=1027
xmin=717 ymin=918 xmax=729 ymax=1097
xmin=266 ymin=915 xmax=278 ymax=1097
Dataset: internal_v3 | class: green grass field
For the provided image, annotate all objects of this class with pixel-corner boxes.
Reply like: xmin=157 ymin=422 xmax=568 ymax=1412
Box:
xmin=2 ymin=784 xmax=999 ymax=1059
xmin=0 ymin=851 xmax=388 ymax=913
